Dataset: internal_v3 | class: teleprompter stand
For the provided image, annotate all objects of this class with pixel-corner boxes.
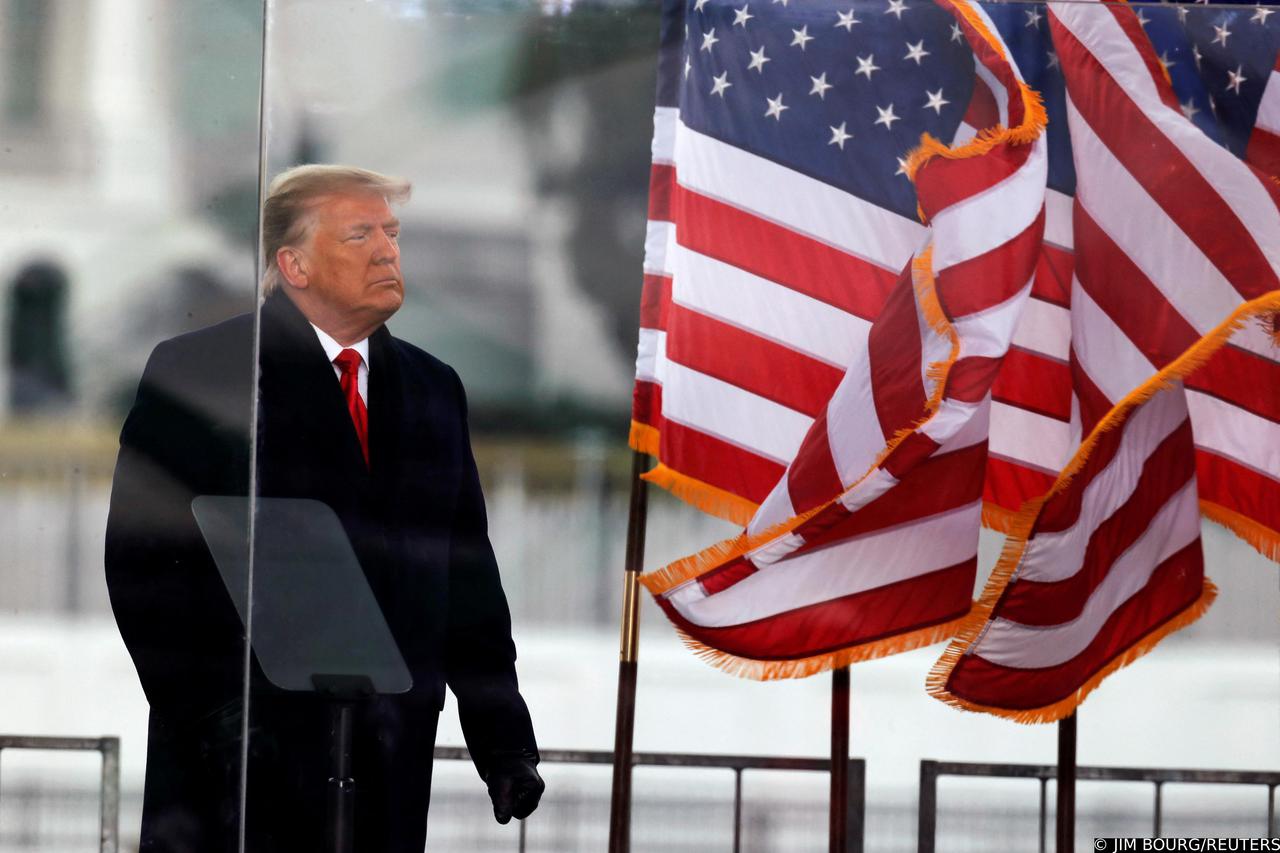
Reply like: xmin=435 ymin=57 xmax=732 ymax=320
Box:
xmin=193 ymin=496 xmax=413 ymax=853
xmin=311 ymin=674 xmax=374 ymax=853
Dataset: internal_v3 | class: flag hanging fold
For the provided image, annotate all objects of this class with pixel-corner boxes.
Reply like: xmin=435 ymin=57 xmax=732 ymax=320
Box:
xmin=631 ymin=0 xmax=1048 ymax=678
xmin=973 ymin=0 xmax=1280 ymax=558
xmin=930 ymin=0 xmax=1280 ymax=722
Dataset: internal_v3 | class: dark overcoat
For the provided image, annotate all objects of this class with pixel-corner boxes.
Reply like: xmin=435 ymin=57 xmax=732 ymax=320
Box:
xmin=104 ymin=291 xmax=537 ymax=852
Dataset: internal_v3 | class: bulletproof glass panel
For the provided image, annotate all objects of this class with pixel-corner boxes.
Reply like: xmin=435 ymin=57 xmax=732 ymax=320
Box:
xmin=0 ymin=2 xmax=263 ymax=849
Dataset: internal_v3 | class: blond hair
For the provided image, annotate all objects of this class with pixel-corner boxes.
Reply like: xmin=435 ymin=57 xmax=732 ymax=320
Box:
xmin=260 ymin=164 xmax=411 ymax=294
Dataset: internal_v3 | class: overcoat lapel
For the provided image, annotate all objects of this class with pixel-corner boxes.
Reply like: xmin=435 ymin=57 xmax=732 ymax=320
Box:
xmin=367 ymin=325 xmax=406 ymax=510
xmin=258 ymin=292 xmax=372 ymax=496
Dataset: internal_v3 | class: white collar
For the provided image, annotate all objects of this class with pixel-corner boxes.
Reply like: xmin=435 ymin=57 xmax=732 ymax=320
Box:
xmin=309 ymin=323 xmax=370 ymax=368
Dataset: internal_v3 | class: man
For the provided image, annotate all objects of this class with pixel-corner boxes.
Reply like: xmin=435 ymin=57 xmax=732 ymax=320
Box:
xmin=105 ymin=164 xmax=543 ymax=851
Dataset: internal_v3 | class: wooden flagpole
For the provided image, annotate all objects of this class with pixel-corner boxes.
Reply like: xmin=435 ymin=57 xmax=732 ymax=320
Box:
xmin=1056 ymin=711 xmax=1077 ymax=853
xmin=608 ymin=450 xmax=650 ymax=853
xmin=829 ymin=666 xmax=851 ymax=852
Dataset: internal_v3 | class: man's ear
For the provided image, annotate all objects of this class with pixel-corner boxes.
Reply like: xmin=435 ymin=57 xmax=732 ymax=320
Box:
xmin=276 ymin=247 xmax=309 ymax=290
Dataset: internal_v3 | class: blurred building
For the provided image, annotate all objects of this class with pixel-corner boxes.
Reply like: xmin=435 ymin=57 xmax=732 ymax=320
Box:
xmin=0 ymin=0 xmax=263 ymax=422
xmin=0 ymin=0 xmax=669 ymax=615
xmin=0 ymin=0 xmax=656 ymax=431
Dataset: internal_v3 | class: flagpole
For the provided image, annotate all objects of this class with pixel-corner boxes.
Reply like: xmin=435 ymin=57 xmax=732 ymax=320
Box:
xmin=1056 ymin=711 xmax=1077 ymax=853
xmin=608 ymin=450 xmax=650 ymax=853
xmin=829 ymin=665 xmax=850 ymax=852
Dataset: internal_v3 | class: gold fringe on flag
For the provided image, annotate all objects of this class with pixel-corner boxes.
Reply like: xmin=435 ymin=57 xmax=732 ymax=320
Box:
xmin=1200 ymin=500 xmax=1280 ymax=563
xmin=928 ymin=290 xmax=1280 ymax=721
xmin=641 ymin=462 xmax=759 ymax=528
xmin=904 ymin=2 xmax=1048 ymax=168
xmin=926 ymin=579 xmax=1217 ymax=725
xmin=905 ymin=84 xmax=1049 ymax=183
xmin=904 ymin=0 xmax=1047 ymax=223
xmin=628 ymin=420 xmax=660 ymax=457
xmin=981 ymin=501 xmax=1020 ymax=534
xmin=672 ymin=615 xmax=972 ymax=682
xmin=914 ymin=247 xmax=964 ymax=414
xmin=637 ymin=495 xmax=829 ymax=596
xmin=1262 ymin=307 xmax=1280 ymax=347
xmin=628 ymin=419 xmax=760 ymax=526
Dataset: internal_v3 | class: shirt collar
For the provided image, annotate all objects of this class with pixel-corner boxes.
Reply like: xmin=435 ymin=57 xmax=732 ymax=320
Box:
xmin=309 ymin=323 xmax=370 ymax=368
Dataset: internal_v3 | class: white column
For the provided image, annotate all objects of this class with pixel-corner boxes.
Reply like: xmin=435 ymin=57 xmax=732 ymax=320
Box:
xmin=86 ymin=0 xmax=177 ymax=210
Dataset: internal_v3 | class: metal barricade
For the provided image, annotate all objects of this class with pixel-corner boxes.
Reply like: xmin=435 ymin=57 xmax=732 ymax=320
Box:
xmin=917 ymin=760 xmax=1280 ymax=853
xmin=435 ymin=746 xmax=865 ymax=853
xmin=0 ymin=735 xmax=120 ymax=853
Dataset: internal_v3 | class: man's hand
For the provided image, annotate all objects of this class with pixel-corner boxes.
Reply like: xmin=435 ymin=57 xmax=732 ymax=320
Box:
xmin=485 ymin=753 xmax=545 ymax=824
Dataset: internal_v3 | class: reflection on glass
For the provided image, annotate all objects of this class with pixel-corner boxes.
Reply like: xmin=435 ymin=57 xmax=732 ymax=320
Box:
xmin=0 ymin=1 xmax=262 ymax=850
xmin=104 ymin=287 xmax=256 ymax=845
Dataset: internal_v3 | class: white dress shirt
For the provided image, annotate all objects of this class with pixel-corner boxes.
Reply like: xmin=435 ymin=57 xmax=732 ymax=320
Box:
xmin=309 ymin=323 xmax=369 ymax=404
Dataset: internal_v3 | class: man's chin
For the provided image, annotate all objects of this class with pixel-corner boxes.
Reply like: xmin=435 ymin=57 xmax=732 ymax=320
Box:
xmin=372 ymin=288 xmax=404 ymax=319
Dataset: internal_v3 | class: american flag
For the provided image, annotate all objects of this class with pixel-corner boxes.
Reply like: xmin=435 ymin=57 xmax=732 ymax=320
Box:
xmin=632 ymin=0 xmax=1049 ymax=676
xmin=932 ymin=0 xmax=1280 ymax=721
xmin=976 ymin=0 xmax=1280 ymax=549
xmin=934 ymin=379 xmax=1213 ymax=721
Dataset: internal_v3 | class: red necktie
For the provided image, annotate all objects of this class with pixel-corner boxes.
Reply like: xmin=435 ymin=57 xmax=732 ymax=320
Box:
xmin=333 ymin=349 xmax=369 ymax=465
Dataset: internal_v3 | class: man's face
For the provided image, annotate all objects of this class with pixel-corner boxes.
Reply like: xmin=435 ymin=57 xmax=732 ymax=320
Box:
xmin=300 ymin=191 xmax=404 ymax=325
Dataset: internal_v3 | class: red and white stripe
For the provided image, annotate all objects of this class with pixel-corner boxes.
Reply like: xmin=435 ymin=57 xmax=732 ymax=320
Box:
xmin=984 ymin=187 xmax=1077 ymax=517
xmin=981 ymin=11 xmax=1280 ymax=546
xmin=632 ymin=104 xmax=915 ymax=506
xmin=934 ymin=0 xmax=1277 ymax=719
xmin=942 ymin=382 xmax=1206 ymax=714
xmin=1053 ymin=0 xmax=1280 ymax=550
xmin=642 ymin=0 xmax=1050 ymax=668
xmin=1247 ymin=55 xmax=1280 ymax=176
xmin=632 ymin=18 xmax=1025 ymax=518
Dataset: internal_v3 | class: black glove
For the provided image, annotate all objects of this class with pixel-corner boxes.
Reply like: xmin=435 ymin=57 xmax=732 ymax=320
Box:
xmin=485 ymin=752 xmax=545 ymax=824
